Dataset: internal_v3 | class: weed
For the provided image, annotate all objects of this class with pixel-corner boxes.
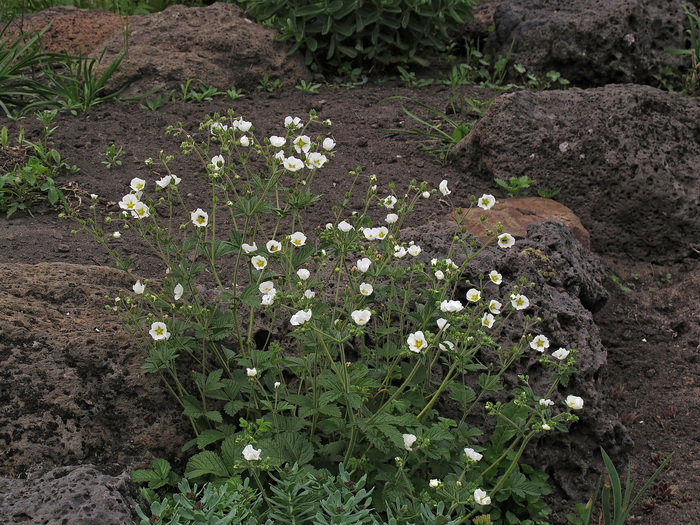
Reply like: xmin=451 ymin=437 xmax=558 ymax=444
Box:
xmin=384 ymin=96 xmax=473 ymax=163
xmin=664 ymin=6 xmax=700 ymax=95
xmin=397 ymin=66 xmax=434 ymax=88
xmin=295 ymin=79 xmax=322 ymax=94
xmin=609 ymin=274 xmax=633 ymax=293
xmin=257 ymin=74 xmax=283 ymax=92
xmin=101 ymin=144 xmax=125 ymax=169
xmin=513 ymin=64 xmax=570 ymax=90
xmin=179 ymin=78 xmax=222 ymax=102
xmin=225 ymin=86 xmax=246 ymax=100
xmin=140 ymin=92 xmax=169 ymax=111
xmin=494 ymin=176 xmax=535 ymax=197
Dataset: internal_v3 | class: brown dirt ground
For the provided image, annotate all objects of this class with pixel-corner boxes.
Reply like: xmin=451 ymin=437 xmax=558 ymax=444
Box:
xmin=1 ymin=82 xmax=698 ymax=523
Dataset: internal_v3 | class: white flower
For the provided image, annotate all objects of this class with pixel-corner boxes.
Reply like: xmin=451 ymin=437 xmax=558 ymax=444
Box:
xmin=464 ymin=448 xmax=483 ymax=461
xmin=488 ymin=270 xmax=502 ymax=285
xmin=131 ymin=201 xmax=150 ymax=219
xmin=437 ymin=318 xmax=450 ymax=331
xmin=297 ymin=268 xmax=310 ymax=280
xmin=510 ymin=294 xmax=529 ymax=310
xmin=439 ymin=340 xmax=455 ymax=352
xmin=434 ymin=270 xmax=445 ymax=280
xmin=233 ymin=118 xmax=252 ymax=132
xmin=382 ymin=195 xmax=397 ymax=209
xmin=322 ymin=137 xmax=336 ymax=150
xmin=407 ymin=331 xmax=428 ymax=353
xmin=393 ymin=246 xmax=407 ymax=258
xmin=498 ymin=233 xmax=515 ymax=248
xmin=351 ymin=309 xmax=372 ymax=326
xmin=156 ymin=175 xmax=172 ymax=188
xmin=290 ymin=309 xmax=312 ymax=326
xmin=239 ymin=135 xmax=250 ymax=147
xmin=90 ymin=193 xmax=98 ymax=200
xmin=481 ymin=312 xmax=495 ymax=328
xmin=429 ymin=479 xmax=442 ymax=488
xmin=408 ymin=244 xmax=422 ymax=256
xmin=376 ymin=226 xmax=388 ymax=240
xmin=174 ymin=283 xmax=184 ymax=300
xmin=246 ymin=367 xmax=257 ymax=377
xmin=305 ymin=151 xmax=328 ymax=169
xmin=210 ymin=122 xmax=228 ymax=134
xmin=338 ymin=220 xmax=354 ymax=232
xmin=266 ymin=240 xmax=282 ymax=253
xmin=149 ymin=321 xmax=170 ymax=341
xmin=466 ymin=288 xmax=481 ymax=303
xmin=565 ymin=395 xmax=584 ymax=410
xmin=133 ymin=281 xmax=145 ymax=294
xmin=474 ymin=488 xmax=491 ymax=506
xmin=171 ymin=175 xmax=181 ymax=185
xmin=242 ymin=444 xmax=261 ymax=461
xmin=385 ymin=213 xmax=398 ymax=224
xmin=359 ymin=283 xmax=373 ymax=296
xmin=269 ymin=135 xmax=286 ymax=147
xmin=284 ymin=116 xmax=302 ymax=129
xmin=112 ymin=231 xmax=121 ymax=239
xmin=488 ymin=300 xmax=502 ymax=314
xmin=422 ymin=191 xmax=430 ymax=199
xmin=274 ymin=381 xmax=281 ymax=389
xmin=477 ymin=194 xmax=496 ymax=210
xmin=251 ymin=255 xmax=268 ymax=270
xmin=211 ymin=154 xmax=225 ymax=171
xmin=274 ymin=150 xmax=285 ymax=162
xmin=292 ymin=135 xmax=311 ymax=154
xmin=439 ymin=180 xmax=451 ymax=196
xmin=283 ymin=156 xmax=304 ymax=172
xmin=552 ymin=348 xmax=570 ymax=360
xmin=242 ymin=242 xmax=257 ymax=254
xmin=363 ymin=227 xmax=378 ymax=241
xmin=290 ymin=231 xmax=307 ymax=247
xmin=119 ymin=194 xmax=139 ymax=210
xmin=130 ymin=177 xmax=146 ymax=192
xmin=261 ymin=293 xmax=275 ymax=306
xmin=259 ymin=281 xmax=275 ymax=294
xmin=530 ymin=334 xmax=550 ymax=352
xmin=191 ymin=208 xmax=209 ymax=227
xmin=402 ymin=433 xmax=417 ymax=451
xmin=539 ymin=398 xmax=554 ymax=407
xmin=440 ymin=300 xmax=464 ymax=313
xmin=356 ymin=258 xmax=371 ymax=273
xmin=542 ymin=423 xmax=552 ymax=431
xmin=304 ymin=289 xmax=316 ymax=299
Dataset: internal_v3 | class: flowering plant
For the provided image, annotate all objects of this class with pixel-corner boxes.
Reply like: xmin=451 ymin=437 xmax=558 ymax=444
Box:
xmin=82 ymin=110 xmax=584 ymax=524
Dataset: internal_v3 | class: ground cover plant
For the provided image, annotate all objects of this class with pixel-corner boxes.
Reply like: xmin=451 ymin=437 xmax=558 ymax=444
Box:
xmin=79 ymin=110 xmax=589 ymax=524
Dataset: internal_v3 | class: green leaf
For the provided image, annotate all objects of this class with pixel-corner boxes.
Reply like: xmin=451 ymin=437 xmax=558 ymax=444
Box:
xmin=196 ymin=428 xmax=226 ymax=450
xmin=185 ymin=450 xmax=230 ymax=478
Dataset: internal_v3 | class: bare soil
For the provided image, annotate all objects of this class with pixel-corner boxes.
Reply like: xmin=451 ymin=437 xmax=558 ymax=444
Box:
xmin=1 ymin=82 xmax=698 ymax=523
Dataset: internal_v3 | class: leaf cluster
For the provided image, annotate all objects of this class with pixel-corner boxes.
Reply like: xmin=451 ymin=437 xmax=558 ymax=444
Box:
xmin=235 ymin=0 xmax=475 ymax=74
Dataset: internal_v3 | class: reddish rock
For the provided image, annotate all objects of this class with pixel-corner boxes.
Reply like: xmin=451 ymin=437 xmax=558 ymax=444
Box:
xmin=451 ymin=196 xmax=591 ymax=249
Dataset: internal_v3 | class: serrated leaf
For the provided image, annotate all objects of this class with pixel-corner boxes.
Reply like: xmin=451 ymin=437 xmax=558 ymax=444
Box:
xmin=185 ymin=450 xmax=229 ymax=479
xmin=196 ymin=429 xmax=225 ymax=450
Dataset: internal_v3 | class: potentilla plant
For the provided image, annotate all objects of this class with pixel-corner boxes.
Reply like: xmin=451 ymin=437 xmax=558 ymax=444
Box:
xmin=81 ymin=110 xmax=584 ymax=524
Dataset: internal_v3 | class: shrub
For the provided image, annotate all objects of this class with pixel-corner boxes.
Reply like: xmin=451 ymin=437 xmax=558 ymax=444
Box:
xmin=234 ymin=0 xmax=475 ymax=73
xmin=82 ymin=110 xmax=585 ymax=524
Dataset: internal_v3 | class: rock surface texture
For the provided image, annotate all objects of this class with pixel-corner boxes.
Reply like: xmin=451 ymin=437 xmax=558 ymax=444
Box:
xmin=0 ymin=263 xmax=187 ymax=478
xmin=452 ymin=84 xmax=700 ymax=262
xmin=98 ymin=2 xmax=311 ymax=95
xmin=485 ymin=0 xmax=693 ymax=86
xmin=0 ymin=466 xmax=135 ymax=525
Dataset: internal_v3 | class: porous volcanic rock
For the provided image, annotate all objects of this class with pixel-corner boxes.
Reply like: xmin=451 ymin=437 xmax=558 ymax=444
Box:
xmin=452 ymin=84 xmax=700 ymax=262
xmin=453 ymin=196 xmax=591 ymax=249
xmin=485 ymin=0 xmax=692 ymax=87
xmin=0 ymin=263 xmax=187 ymax=478
xmin=0 ymin=465 xmax=135 ymax=525
xmin=97 ymin=2 xmax=311 ymax=95
xmin=402 ymin=220 xmax=627 ymax=498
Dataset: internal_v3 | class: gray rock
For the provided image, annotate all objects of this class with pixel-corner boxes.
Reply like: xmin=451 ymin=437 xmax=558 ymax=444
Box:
xmin=452 ymin=84 xmax=700 ymax=262
xmin=485 ymin=0 xmax=693 ymax=87
xmin=0 ymin=465 xmax=135 ymax=525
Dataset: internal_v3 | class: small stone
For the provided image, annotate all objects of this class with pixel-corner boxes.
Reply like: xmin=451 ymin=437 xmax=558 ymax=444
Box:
xmin=57 ymin=244 xmax=70 ymax=253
